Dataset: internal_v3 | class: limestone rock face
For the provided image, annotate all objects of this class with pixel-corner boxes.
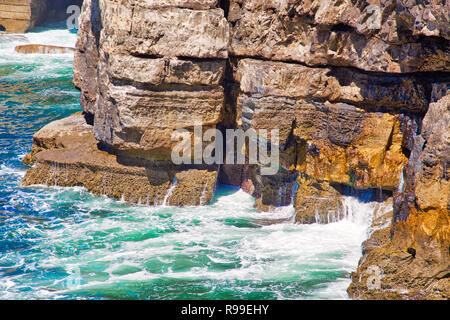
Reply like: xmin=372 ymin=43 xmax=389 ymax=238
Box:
xmin=235 ymin=59 xmax=428 ymax=113
xmin=228 ymin=0 xmax=450 ymax=73
xmin=72 ymin=0 xmax=101 ymax=116
xmin=29 ymin=0 xmax=226 ymax=207
xmin=22 ymin=0 xmax=449 ymax=299
xmin=0 ymin=0 xmax=83 ymax=33
xmin=126 ymin=0 xmax=218 ymax=10
xmin=69 ymin=0 xmax=447 ymax=218
xmin=294 ymin=103 xmax=408 ymax=190
xmin=93 ymin=54 xmax=225 ymax=158
xmin=293 ymin=179 xmax=344 ymax=224
xmin=22 ymin=113 xmax=218 ymax=206
xmin=348 ymin=94 xmax=450 ymax=300
xmin=101 ymin=4 xmax=229 ymax=58
xmin=23 ymin=111 xmax=93 ymax=165
xmin=232 ymin=57 xmax=417 ymax=213
xmin=407 ymin=95 xmax=450 ymax=216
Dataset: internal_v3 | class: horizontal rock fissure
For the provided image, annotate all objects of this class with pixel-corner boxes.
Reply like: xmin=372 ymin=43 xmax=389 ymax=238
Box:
xmin=230 ymin=53 xmax=450 ymax=79
xmin=110 ymin=79 xmax=222 ymax=93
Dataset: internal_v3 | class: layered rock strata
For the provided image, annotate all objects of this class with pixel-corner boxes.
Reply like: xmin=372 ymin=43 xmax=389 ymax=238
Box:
xmin=0 ymin=0 xmax=83 ymax=32
xmin=232 ymin=57 xmax=425 ymax=217
xmin=15 ymin=44 xmax=75 ymax=54
xmin=22 ymin=0 xmax=449 ymax=299
xmin=22 ymin=112 xmax=218 ymax=206
xmin=0 ymin=0 xmax=46 ymax=32
xmin=25 ymin=0 xmax=227 ymax=206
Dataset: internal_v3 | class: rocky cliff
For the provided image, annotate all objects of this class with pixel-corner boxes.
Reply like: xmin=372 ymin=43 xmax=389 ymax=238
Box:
xmin=22 ymin=0 xmax=449 ymax=299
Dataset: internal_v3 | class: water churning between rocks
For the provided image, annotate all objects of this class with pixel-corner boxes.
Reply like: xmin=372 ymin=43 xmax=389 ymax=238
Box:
xmin=0 ymin=26 xmax=384 ymax=300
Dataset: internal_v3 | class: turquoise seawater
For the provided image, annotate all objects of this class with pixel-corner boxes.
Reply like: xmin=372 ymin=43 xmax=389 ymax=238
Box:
xmin=0 ymin=26 xmax=377 ymax=300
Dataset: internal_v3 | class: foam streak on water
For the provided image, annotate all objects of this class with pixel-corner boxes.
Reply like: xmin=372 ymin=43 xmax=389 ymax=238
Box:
xmin=0 ymin=180 xmax=377 ymax=300
xmin=0 ymin=26 xmax=377 ymax=300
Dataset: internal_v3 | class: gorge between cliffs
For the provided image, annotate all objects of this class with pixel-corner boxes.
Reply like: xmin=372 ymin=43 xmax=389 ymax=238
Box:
xmin=0 ymin=0 xmax=448 ymax=300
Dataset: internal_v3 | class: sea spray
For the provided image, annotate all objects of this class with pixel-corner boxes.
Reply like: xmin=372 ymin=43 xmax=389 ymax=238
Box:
xmin=199 ymin=183 xmax=209 ymax=206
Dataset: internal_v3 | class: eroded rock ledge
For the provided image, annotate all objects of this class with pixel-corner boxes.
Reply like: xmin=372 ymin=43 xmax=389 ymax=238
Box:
xmin=22 ymin=112 xmax=218 ymax=206
xmin=22 ymin=0 xmax=449 ymax=299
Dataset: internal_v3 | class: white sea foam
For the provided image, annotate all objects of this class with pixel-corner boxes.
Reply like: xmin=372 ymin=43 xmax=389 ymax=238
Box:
xmin=0 ymin=28 xmax=77 ymax=81
xmin=0 ymin=164 xmax=26 ymax=178
xmin=0 ymin=28 xmax=77 ymax=54
xmin=0 ymin=184 xmax=383 ymax=300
